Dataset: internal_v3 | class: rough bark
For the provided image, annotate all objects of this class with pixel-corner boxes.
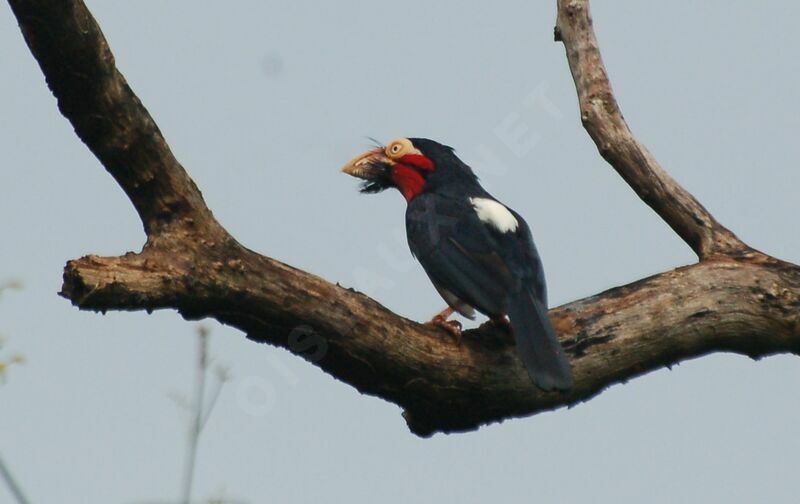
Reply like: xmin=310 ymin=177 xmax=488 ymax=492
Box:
xmin=8 ymin=0 xmax=800 ymax=436
xmin=554 ymin=0 xmax=751 ymax=261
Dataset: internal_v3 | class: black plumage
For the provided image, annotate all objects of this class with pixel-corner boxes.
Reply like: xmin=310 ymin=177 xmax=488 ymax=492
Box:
xmin=343 ymin=137 xmax=572 ymax=391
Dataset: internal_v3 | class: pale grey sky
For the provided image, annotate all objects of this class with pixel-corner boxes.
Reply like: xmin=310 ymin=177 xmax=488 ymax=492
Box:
xmin=1 ymin=1 xmax=799 ymax=503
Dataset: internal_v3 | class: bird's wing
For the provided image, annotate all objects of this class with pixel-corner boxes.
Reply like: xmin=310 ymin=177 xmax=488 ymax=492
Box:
xmin=509 ymin=208 xmax=548 ymax=306
xmin=406 ymin=193 xmax=534 ymax=316
xmin=407 ymin=193 xmax=571 ymax=390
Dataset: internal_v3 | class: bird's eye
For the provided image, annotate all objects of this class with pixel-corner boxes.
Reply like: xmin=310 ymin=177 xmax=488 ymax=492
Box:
xmin=386 ymin=138 xmax=411 ymax=158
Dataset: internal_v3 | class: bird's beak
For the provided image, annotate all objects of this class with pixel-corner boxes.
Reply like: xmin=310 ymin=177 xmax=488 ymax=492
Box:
xmin=341 ymin=148 xmax=393 ymax=181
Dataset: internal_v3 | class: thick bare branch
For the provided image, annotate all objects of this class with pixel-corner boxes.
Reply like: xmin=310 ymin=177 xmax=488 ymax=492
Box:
xmin=7 ymin=0 xmax=219 ymax=238
xmin=61 ymin=246 xmax=800 ymax=436
xmin=9 ymin=0 xmax=800 ymax=436
xmin=555 ymin=0 xmax=750 ymax=260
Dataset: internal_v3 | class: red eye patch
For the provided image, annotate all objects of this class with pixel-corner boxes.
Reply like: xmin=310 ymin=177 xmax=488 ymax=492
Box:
xmin=398 ymin=154 xmax=434 ymax=171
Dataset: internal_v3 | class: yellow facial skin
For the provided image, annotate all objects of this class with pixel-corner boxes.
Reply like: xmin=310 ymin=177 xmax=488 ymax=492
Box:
xmin=342 ymin=137 xmax=421 ymax=179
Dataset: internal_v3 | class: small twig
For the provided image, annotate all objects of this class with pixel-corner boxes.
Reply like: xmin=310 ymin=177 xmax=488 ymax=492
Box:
xmin=180 ymin=326 xmax=209 ymax=504
xmin=0 ymin=451 xmax=31 ymax=504
xmin=200 ymin=366 xmax=230 ymax=431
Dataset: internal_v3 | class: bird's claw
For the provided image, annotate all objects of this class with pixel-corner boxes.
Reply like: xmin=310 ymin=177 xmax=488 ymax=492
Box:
xmin=427 ymin=317 xmax=463 ymax=343
xmin=425 ymin=307 xmax=462 ymax=344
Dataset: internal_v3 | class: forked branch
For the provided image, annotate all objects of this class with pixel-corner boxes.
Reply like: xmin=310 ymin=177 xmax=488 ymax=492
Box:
xmin=8 ymin=0 xmax=799 ymax=436
xmin=555 ymin=0 xmax=752 ymax=260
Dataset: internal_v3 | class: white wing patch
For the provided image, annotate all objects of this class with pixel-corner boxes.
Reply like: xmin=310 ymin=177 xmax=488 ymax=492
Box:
xmin=469 ymin=197 xmax=519 ymax=233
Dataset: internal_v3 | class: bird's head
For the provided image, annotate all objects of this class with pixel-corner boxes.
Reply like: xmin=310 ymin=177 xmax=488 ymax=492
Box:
xmin=341 ymin=137 xmax=479 ymax=202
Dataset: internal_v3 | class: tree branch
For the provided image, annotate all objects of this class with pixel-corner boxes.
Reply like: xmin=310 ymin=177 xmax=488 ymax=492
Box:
xmin=61 ymin=248 xmax=800 ymax=436
xmin=7 ymin=0 xmax=220 ymax=239
xmin=554 ymin=0 xmax=752 ymax=261
xmin=9 ymin=0 xmax=800 ymax=436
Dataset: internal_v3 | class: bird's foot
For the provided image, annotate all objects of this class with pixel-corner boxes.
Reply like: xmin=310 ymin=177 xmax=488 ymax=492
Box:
xmin=425 ymin=307 xmax=462 ymax=344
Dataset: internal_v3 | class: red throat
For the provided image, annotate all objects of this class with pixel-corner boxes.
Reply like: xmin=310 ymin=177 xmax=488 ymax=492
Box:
xmin=391 ymin=165 xmax=426 ymax=202
xmin=391 ymin=154 xmax=435 ymax=202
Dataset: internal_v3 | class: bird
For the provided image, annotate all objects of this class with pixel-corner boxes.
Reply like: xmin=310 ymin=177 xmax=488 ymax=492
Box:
xmin=341 ymin=137 xmax=573 ymax=392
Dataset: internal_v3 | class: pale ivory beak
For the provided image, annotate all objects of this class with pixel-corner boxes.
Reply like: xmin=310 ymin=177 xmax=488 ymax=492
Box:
xmin=341 ymin=148 xmax=392 ymax=180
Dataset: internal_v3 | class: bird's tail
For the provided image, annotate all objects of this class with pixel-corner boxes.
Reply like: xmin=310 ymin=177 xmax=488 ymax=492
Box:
xmin=506 ymin=289 xmax=573 ymax=392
